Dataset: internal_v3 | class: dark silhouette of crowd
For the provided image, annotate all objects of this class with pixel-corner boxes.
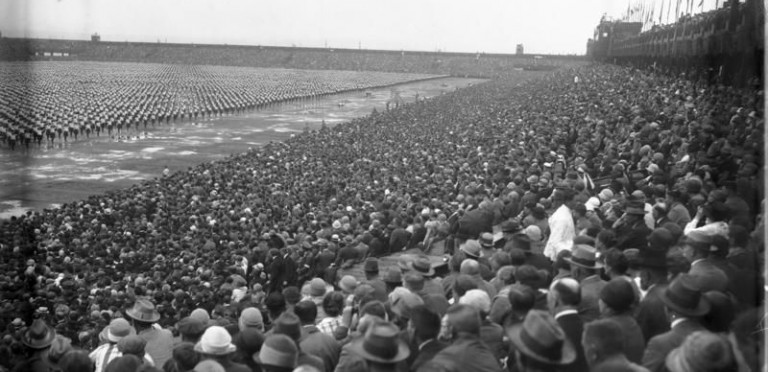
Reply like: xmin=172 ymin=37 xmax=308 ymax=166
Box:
xmin=0 ymin=62 xmax=436 ymax=150
xmin=0 ymin=62 xmax=763 ymax=372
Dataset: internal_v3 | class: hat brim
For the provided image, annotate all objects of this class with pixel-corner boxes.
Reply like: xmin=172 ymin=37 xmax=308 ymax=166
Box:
xmin=659 ymin=288 xmax=710 ymax=317
xmin=347 ymin=337 xmax=410 ymax=364
xmin=194 ymin=341 xmax=237 ymax=355
xmin=506 ymin=323 xmax=576 ymax=365
xmin=563 ymin=257 xmax=604 ymax=270
xmin=126 ymin=308 xmax=161 ymax=323
xmin=460 ymin=247 xmax=480 ymax=258
xmin=22 ymin=327 xmax=56 ymax=349
xmin=407 ymin=262 xmax=435 ymax=277
xmin=102 ymin=326 xmax=137 ymax=343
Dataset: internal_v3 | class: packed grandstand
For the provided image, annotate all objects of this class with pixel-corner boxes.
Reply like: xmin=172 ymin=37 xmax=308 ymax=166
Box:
xmin=0 ymin=3 xmax=765 ymax=372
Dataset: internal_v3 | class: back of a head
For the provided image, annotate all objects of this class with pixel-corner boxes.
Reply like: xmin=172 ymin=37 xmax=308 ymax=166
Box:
xmin=446 ymin=304 xmax=481 ymax=336
xmin=515 ymin=265 xmax=543 ymax=288
xmin=603 ymin=248 xmax=628 ymax=275
xmin=583 ymin=319 xmax=625 ymax=358
xmin=410 ymin=305 xmax=441 ymax=342
xmin=294 ymin=300 xmax=318 ymax=325
xmin=105 ymin=355 xmax=143 ymax=372
xmin=360 ymin=300 xmax=387 ymax=319
xmin=508 ymin=286 xmax=536 ymax=315
xmin=550 ymin=278 xmax=581 ymax=307
xmin=459 ymin=259 xmax=480 ymax=276
xmin=322 ymin=291 xmax=345 ymax=317
xmin=194 ymin=359 xmax=225 ymax=372
xmin=173 ymin=342 xmax=201 ymax=372
xmin=59 ymin=350 xmax=94 ymax=372
xmin=453 ymin=274 xmax=478 ymax=298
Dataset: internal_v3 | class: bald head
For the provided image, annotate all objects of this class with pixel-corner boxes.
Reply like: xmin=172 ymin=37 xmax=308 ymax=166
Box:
xmin=549 ymin=278 xmax=581 ymax=308
xmin=459 ymin=259 xmax=480 ymax=276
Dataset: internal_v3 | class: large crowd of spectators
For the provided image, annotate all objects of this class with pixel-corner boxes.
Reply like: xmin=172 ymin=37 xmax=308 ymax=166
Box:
xmin=0 ymin=61 xmax=437 ymax=150
xmin=0 ymin=61 xmax=763 ymax=372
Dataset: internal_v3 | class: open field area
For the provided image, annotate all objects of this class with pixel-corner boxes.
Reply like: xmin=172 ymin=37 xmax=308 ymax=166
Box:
xmin=0 ymin=61 xmax=488 ymax=217
xmin=0 ymin=61 xmax=442 ymax=151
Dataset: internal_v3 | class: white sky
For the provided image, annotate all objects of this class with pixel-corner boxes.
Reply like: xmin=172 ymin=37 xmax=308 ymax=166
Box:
xmin=0 ymin=0 xmax=727 ymax=55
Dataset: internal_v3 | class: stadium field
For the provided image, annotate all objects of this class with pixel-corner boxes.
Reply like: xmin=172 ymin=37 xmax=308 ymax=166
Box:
xmin=0 ymin=62 xmax=488 ymax=218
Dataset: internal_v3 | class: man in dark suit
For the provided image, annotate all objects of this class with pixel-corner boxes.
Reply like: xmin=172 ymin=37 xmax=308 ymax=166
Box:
xmin=683 ymin=230 xmax=729 ymax=293
xmin=566 ymin=244 xmax=606 ymax=323
xmin=641 ymin=274 xmax=710 ymax=372
xmin=266 ymin=248 xmax=285 ymax=293
xmin=547 ymin=278 xmax=589 ymax=372
xmin=582 ymin=319 xmax=648 ymax=372
xmin=635 ymin=228 xmax=673 ymax=343
xmin=407 ymin=305 xmax=446 ymax=371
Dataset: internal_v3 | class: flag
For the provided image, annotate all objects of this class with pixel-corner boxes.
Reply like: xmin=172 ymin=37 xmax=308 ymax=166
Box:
xmin=659 ymin=0 xmax=665 ymax=23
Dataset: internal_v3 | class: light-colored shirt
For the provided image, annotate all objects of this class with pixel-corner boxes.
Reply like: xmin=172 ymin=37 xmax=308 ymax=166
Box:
xmin=89 ymin=343 xmax=154 ymax=372
xmin=544 ymin=204 xmax=575 ymax=260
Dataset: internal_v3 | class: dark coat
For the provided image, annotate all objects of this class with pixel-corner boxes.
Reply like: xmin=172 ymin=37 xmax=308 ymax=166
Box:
xmin=642 ymin=320 xmax=705 ymax=372
xmin=604 ymin=313 xmax=646 ymax=364
xmin=410 ymin=339 xmax=447 ymax=372
xmin=635 ymin=284 xmax=670 ymax=343
xmin=430 ymin=335 xmax=503 ymax=372
xmin=578 ymin=275 xmax=606 ymax=324
xmin=300 ymin=325 xmax=341 ymax=372
xmin=556 ymin=312 xmax=589 ymax=372
xmin=615 ymin=220 xmax=652 ymax=250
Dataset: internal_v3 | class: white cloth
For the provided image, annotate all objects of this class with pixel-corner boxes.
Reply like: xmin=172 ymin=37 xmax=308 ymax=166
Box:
xmin=684 ymin=219 xmax=729 ymax=237
xmin=544 ymin=205 xmax=575 ymax=260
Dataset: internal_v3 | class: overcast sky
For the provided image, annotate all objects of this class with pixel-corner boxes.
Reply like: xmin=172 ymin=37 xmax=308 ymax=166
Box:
xmin=0 ymin=0 xmax=725 ymax=55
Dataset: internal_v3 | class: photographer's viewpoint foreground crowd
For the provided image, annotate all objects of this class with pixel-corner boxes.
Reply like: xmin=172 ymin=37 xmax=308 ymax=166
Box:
xmin=0 ymin=63 xmax=764 ymax=372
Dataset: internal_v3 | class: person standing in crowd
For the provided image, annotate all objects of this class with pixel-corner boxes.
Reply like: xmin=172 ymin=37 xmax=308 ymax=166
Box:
xmin=642 ymin=274 xmax=710 ymax=372
xmin=431 ymin=304 xmax=502 ymax=372
xmin=564 ymin=245 xmax=605 ymax=323
xmin=582 ymin=319 xmax=649 ymax=372
xmin=507 ymin=310 xmax=577 ymax=372
xmin=547 ymin=278 xmax=588 ymax=372
xmin=544 ymin=189 xmax=576 ymax=261
xmin=126 ymin=299 xmax=174 ymax=368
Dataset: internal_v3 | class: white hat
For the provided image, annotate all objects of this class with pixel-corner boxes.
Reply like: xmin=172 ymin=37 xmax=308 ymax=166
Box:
xmin=194 ymin=326 xmax=237 ymax=355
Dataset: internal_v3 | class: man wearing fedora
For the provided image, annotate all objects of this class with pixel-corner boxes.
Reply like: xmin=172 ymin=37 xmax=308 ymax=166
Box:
xmin=682 ymin=230 xmax=729 ymax=293
xmin=271 ymin=312 xmax=325 ymax=371
xmin=362 ymin=258 xmax=389 ymax=303
xmin=565 ymin=244 xmax=606 ymax=323
xmin=507 ymin=309 xmax=577 ymax=372
xmin=614 ymin=200 xmax=653 ymax=251
xmin=126 ymin=299 xmax=174 ymax=368
xmin=431 ymin=304 xmax=502 ymax=372
xmin=407 ymin=256 xmax=443 ymax=297
xmin=13 ymin=319 xmax=58 ymax=372
xmin=641 ymin=274 xmax=710 ymax=372
xmin=348 ymin=320 xmax=410 ymax=372
xmin=635 ymin=228 xmax=672 ymax=343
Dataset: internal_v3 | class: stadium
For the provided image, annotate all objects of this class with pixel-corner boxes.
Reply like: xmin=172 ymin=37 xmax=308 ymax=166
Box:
xmin=0 ymin=0 xmax=764 ymax=371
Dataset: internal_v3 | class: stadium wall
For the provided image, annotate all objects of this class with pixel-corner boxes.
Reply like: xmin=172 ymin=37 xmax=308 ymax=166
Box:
xmin=0 ymin=38 xmax=585 ymax=78
xmin=588 ymin=0 xmax=763 ymax=86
